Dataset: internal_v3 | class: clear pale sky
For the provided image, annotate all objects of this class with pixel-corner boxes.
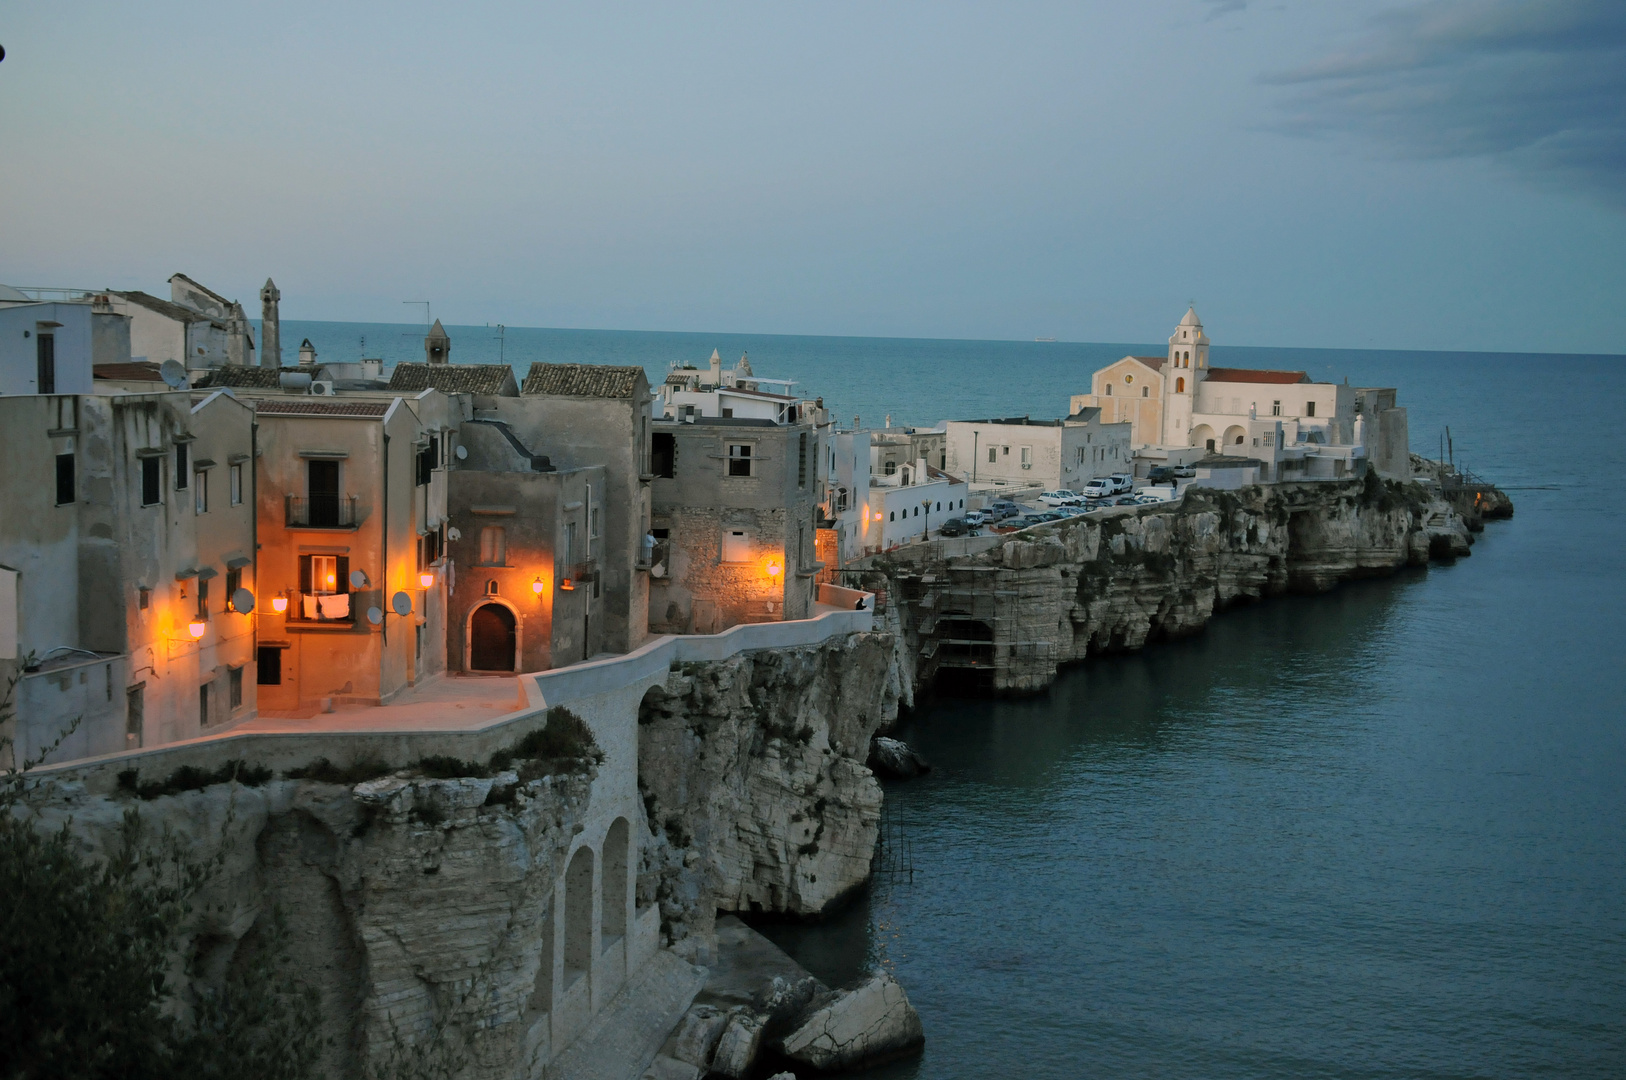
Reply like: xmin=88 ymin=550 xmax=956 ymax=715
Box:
xmin=2 ymin=1 xmax=1622 ymax=353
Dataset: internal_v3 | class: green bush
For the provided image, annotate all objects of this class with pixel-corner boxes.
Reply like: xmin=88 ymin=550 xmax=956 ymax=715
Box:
xmin=118 ymin=759 xmax=273 ymax=800
xmin=283 ymin=757 xmax=395 ymax=785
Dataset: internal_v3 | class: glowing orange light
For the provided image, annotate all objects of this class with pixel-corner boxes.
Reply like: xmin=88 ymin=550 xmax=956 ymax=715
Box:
xmin=188 ymin=619 xmax=207 ymax=639
xmin=419 ymin=571 xmax=436 ymax=588
xmin=271 ymin=595 xmax=288 ymax=613
xmin=560 ymin=577 xmax=575 ymax=591
xmin=765 ymin=559 xmax=783 ymax=577
xmin=531 ymin=576 xmax=545 ymax=595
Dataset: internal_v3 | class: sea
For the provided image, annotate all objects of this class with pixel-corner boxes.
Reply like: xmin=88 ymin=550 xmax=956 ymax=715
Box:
xmin=278 ymin=320 xmax=1626 ymax=1078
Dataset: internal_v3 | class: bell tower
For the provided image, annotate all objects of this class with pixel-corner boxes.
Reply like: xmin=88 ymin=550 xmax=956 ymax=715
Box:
xmin=1162 ymin=306 xmax=1209 ymax=446
xmin=259 ymin=278 xmax=281 ymax=368
xmin=425 ymin=319 xmax=451 ymax=365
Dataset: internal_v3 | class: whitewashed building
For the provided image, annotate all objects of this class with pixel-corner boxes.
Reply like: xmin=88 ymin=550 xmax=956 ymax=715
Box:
xmin=864 ymin=460 xmax=969 ymax=552
xmin=945 ymin=410 xmax=1132 ymax=494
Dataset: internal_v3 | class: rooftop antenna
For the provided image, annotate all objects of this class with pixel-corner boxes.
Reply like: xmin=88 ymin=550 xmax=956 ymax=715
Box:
xmin=403 ymin=301 xmax=430 ymax=328
xmin=493 ymin=323 xmax=505 ymax=363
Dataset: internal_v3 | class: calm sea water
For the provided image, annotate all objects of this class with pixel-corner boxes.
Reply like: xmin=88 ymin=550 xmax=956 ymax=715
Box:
xmin=279 ymin=320 xmax=1625 ymax=1078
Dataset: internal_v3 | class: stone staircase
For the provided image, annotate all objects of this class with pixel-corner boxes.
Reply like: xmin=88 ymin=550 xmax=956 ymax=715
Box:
xmin=550 ymin=950 xmax=708 ymax=1080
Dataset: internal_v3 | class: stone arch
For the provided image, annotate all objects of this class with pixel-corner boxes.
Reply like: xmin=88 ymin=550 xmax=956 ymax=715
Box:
xmin=1175 ymin=377 xmax=1185 ymax=393
xmin=1223 ymin=425 xmax=1247 ymax=447
xmin=1191 ymin=424 xmax=1216 ymax=452
xmin=465 ymin=597 xmax=521 ymax=672
xmin=601 ymin=818 xmax=631 ymax=951
xmin=564 ymin=845 xmax=594 ymax=988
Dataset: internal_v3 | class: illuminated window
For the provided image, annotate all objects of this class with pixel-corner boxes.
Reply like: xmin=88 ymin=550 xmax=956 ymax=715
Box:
xmin=480 ymin=526 xmax=507 ymax=565
xmin=230 ymin=464 xmax=243 ymax=505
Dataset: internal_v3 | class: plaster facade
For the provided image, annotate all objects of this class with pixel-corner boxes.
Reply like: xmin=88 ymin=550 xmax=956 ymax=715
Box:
xmin=0 ymin=300 xmax=129 ymax=396
xmin=945 ymin=411 xmax=1132 ymax=492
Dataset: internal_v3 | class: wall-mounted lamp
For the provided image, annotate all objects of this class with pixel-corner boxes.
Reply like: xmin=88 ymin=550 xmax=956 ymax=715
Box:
xmin=531 ymin=576 xmax=545 ymax=596
xmin=271 ymin=592 xmax=289 ymax=613
xmin=187 ymin=618 xmax=208 ymax=639
xmin=419 ymin=570 xmax=436 ymax=589
xmin=765 ymin=559 xmax=783 ymax=578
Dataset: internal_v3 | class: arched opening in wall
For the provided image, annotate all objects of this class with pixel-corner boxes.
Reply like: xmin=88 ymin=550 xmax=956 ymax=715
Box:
xmin=564 ymin=845 xmax=594 ymax=988
xmin=470 ymin=602 xmax=517 ymax=671
xmin=1191 ymin=425 xmax=1216 ymax=453
xmin=601 ymin=818 xmax=630 ymax=952
xmin=1175 ymin=378 xmax=1185 ymax=393
xmin=936 ymin=611 xmax=994 ymax=668
xmin=1223 ymin=425 xmax=1247 ymax=447
xmin=525 ymin=898 xmax=555 ymax=1025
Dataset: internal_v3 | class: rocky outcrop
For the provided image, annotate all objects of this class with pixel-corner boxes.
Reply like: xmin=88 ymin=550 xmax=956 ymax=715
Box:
xmin=867 ymin=737 xmax=931 ymax=780
xmin=857 ymin=475 xmax=1500 ymax=692
xmin=636 ymin=632 xmax=900 ymax=953
xmin=17 ymin=767 xmax=595 ymax=1080
xmin=778 ymin=973 xmax=924 ymax=1073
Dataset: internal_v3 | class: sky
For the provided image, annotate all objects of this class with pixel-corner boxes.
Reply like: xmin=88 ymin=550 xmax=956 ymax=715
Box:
xmin=1 ymin=0 xmax=1622 ymax=354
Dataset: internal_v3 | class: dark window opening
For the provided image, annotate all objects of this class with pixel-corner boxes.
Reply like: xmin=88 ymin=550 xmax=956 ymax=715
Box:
xmin=55 ymin=453 xmax=74 ymax=505
xmin=138 ymin=587 xmax=151 ymax=610
xmin=175 ymin=443 xmax=188 ymax=490
xmin=651 ymin=432 xmax=675 ymax=478
xmin=225 ymin=569 xmax=241 ymax=605
xmin=141 ymin=457 xmax=161 ymax=506
xmin=198 ymin=683 xmax=210 ymax=726
xmin=257 ymin=646 xmax=282 ymax=685
xmin=416 ymin=436 xmax=438 ymax=486
xmin=229 ymin=666 xmax=243 ymax=709
xmin=1306 ymin=401 xmax=1316 ymax=417
xmin=726 ymin=443 xmax=752 ymax=477
xmin=36 ymin=334 xmax=55 ymax=394
xmin=307 ymin=459 xmax=340 ymax=526
xmin=798 ymin=433 xmax=808 ymax=487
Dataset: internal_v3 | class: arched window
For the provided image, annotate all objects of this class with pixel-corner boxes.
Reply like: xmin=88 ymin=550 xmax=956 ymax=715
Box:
xmin=889 ymin=511 xmax=895 ymax=521
xmin=1142 ymin=387 xmax=1149 ymax=397
xmin=1106 ymin=384 xmax=1113 ymax=396
xmin=1176 ymin=377 xmax=1185 ymax=393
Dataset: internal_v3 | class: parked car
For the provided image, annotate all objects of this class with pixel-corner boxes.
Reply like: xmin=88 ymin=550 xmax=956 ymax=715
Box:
xmin=1038 ymin=490 xmax=1080 ymax=508
xmin=963 ymin=509 xmax=987 ymax=527
xmin=1029 ymin=511 xmax=1063 ymax=523
xmin=1054 ymin=505 xmax=1089 ymax=517
xmin=1172 ymin=464 xmax=1196 ymax=478
xmin=1112 ymin=495 xmax=1139 ymax=506
xmin=1082 ymin=477 xmax=1112 ymax=499
xmin=1133 ymin=494 xmax=1165 ymax=505
xmin=1107 ymin=473 xmax=1135 ymax=494
xmin=986 ymin=501 xmax=1021 ymax=520
xmin=1146 ymin=466 xmax=1175 ymax=484
xmin=993 ymin=518 xmax=1031 ymax=532
xmin=937 ymin=517 xmax=969 ymax=537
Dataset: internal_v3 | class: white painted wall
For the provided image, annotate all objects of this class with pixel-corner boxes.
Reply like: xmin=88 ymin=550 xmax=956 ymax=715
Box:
xmin=0 ymin=303 xmax=97 ymax=395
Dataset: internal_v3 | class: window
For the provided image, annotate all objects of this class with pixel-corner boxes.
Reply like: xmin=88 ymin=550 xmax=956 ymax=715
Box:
xmin=138 ymin=587 xmax=151 ymax=610
xmin=798 ymin=433 xmax=808 ymax=487
xmin=884 ymin=460 xmax=897 ymax=475
xmin=479 ymin=526 xmax=507 ymax=565
xmin=565 ymin=521 xmax=577 ymax=564
xmin=257 ymin=646 xmax=282 ymax=684
xmin=721 ymin=407 xmax=733 ymax=418
xmin=197 ymin=577 xmax=209 ymax=616
xmin=175 ymin=443 xmax=188 ymax=490
xmin=1105 ymin=384 xmax=1112 ymax=396
xmin=1001 ymin=446 xmax=1009 ymax=456
xmin=305 ymin=554 xmax=346 ymax=595
xmin=1306 ymin=401 xmax=1316 ymax=417
xmin=726 ymin=443 xmax=753 ymax=477
xmin=889 ymin=511 xmax=895 ymax=522
xmin=1272 ymin=400 xmax=1282 ymax=416
xmin=36 ymin=333 xmax=55 ymax=394
xmin=1020 ymin=446 xmax=1032 ymax=467
xmin=416 ymin=436 xmax=439 ymax=486
xmin=55 ymin=453 xmax=74 ymax=506
xmin=988 ymin=447 xmax=997 ymax=464
xmin=141 ymin=457 xmax=162 ymax=506
xmin=225 ymin=569 xmax=241 ymax=605
xmin=198 ymin=683 xmax=210 ymax=727
xmin=722 ymin=529 xmax=750 ymax=562
xmin=485 ymin=579 xmax=500 ymax=595
xmin=194 ymin=470 xmax=207 ymax=514
xmin=306 ymin=459 xmax=340 ymax=525
xmin=1124 ymin=374 xmax=1134 ymax=384
xmin=230 ymin=464 xmax=242 ymax=505
xmin=590 ymin=508 xmax=600 ymax=558
xmin=229 ymin=666 xmax=243 ymax=709
xmin=419 ymin=527 xmax=442 ymax=570
xmin=1142 ymin=387 xmax=1149 ymax=397
xmin=651 ymin=432 xmax=675 ymax=477
xmin=1176 ymin=378 xmax=1185 ymax=393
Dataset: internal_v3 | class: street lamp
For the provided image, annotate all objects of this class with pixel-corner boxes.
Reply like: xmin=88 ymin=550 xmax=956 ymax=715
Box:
xmin=921 ymin=499 xmax=932 ymax=538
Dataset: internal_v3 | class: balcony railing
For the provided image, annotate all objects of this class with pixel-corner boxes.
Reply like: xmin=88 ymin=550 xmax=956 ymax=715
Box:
xmin=286 ymin=494 xmax=357 ymax=528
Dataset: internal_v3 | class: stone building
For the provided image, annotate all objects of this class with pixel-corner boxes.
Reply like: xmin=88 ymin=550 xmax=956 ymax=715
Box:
xmin=649 ymin=411 xmax=821 ymax=633
xmin=250 ymin=392 xmax=459 ymax=712
xmin=0 ymin=389 xmax=258 ymax=763
xmin=0 ymin=296 xmax=131 ymax=395
xmin=444 ymin=420 xmax=607 ymax=671
xmin=945 ymin=410 xmax=1132 ymax=493
xmin=107 ymin=273 xmax=256 ymax=374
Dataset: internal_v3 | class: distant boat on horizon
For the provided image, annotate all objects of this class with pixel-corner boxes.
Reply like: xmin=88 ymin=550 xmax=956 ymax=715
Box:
xmin=1034 ymin=337 xmax=1056 ymax=342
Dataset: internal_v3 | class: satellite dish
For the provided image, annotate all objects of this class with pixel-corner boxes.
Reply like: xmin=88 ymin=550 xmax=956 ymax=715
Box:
xmin=366 ymin=606 xmax=384 ymax=625
xmin=159 ymin=359 xmax=187 ymax=389
xmin=349 ymin=569 xmax=369 ymax=589
xmin=447 ymin=527 xmax=461 ymax=541
xmin=454 ymin=444 xmax=468 ymax=460
xmin=391 ymin=591 xmax=413 ymax=617
xmin=231 ymin=588 xmax=255 ymax=614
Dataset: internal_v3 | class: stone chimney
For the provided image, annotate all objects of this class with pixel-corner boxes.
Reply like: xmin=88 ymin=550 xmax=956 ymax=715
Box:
xmin=425 ymin=319 xmax=451 ymax=365
xmin=259 ymin=278 xmax=281 ymax=368
xmin=298 ymin=338 xmax=317 ymax=366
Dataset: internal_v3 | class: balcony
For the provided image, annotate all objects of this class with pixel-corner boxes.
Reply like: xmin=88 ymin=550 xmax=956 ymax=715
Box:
xmin=286 ymin=494 xmax=358 ymax=529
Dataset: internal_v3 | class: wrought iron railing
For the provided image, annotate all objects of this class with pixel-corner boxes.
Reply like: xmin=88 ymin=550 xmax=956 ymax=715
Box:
xmin=285 ymin=494 xmax=357 ymax=528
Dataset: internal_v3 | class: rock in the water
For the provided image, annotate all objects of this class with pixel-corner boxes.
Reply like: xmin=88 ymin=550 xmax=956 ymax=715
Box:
xmin=867 ymin=737 xmax=931 ymax=780
xmin=779 ymin=972 xmax=924 ymax=1072
xmin=709 ymin=1010 xmax=766 ymax=1078
xmin=665 ymin=1003 xmax=729 ymax=1068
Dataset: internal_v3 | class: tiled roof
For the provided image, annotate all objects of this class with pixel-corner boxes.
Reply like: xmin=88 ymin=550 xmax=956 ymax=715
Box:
xmin=1130 ymin=356 xmax=1166 ymax=371
xmin=387 ymin=363 xmax=518 ymax=396
xmin=522 ymin=362 xmax=643 ymax=398
xmin=1203 ymin=368 xmax=1308 ymax=384
xmin=194 ymin=366 xmax=291 ymax=388
xmin=93 ymin=361 xmax=167 ymax=382
xmin=255 ymin=400 xmax=391 ymax=418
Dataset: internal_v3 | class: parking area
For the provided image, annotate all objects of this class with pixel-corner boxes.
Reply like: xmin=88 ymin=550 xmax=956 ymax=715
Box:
xmin=939 ymin=469 xmax=1195 ymax=537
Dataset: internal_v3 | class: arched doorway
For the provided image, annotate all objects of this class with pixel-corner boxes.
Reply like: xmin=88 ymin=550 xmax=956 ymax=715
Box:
xmin=1223 ymin=425 xmax=1247 ymax=447
xmin=1191 ymin=424 xmax=1216 ymax=453
xmin=469 ymin=602 xmax=517 ymax=671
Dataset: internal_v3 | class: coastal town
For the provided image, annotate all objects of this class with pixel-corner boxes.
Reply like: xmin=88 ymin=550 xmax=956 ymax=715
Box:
xmin=0 ymin=275 xmax=1494 ymax=1080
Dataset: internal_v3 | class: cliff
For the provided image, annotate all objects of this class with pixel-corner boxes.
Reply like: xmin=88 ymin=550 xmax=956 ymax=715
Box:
xmin=854 ymin=473 xmax=1497 ymax=693
xmin=636 ymin=631 xmax=902 ymax=956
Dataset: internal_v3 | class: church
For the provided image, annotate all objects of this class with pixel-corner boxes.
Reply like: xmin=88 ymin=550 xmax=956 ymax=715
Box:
xmin=1069 ymin=308 xmax=1409 ymax=479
